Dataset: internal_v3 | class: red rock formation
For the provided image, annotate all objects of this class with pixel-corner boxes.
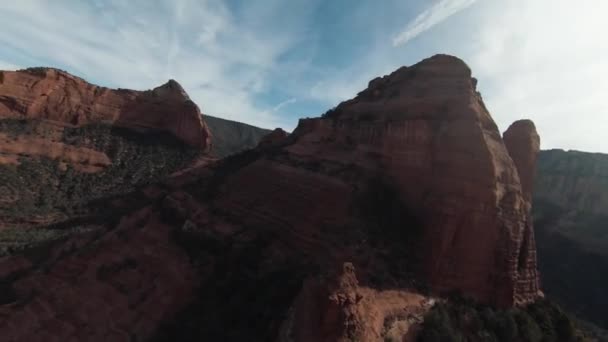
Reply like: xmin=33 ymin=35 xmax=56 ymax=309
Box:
xmin=0 ymin=132 xmax=111 ymax=172
xmin=504 ymin=120 xmax=541 ymax=205
xmin=279 ymin=262 xmax=433 ymax=342
xmin=0 ymin=68 xmax=211 ymax=150
xmin=291 ymin=262 xmax=364 ymax=342
xmin=257 ymin=128 xmax=288 ymax=148
xmin=535 ymin=149 xmax=608 ymax=216
xmin=0 ymin=55 xmax=544 ymax=340
xmin=503 ymin=120 xmax=542 ymax=305
xmin=0 ymin=207 xmax=198 ymax=341
xmin=220 ymin=54 xmax=541 ymax=307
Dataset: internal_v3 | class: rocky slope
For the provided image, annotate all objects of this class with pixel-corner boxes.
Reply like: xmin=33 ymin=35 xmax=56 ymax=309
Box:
xmin=533 ymin=149 xmax=608 ymax=329
xmin=279 ymin=262 xmax=435 ymax=341
xmin=0 ymin=56 xmax=551 ymax=341
xmin=0 ymin=68 xmax=211 ymax=340
xmin=536 ymin=150 xmax=608 ymax=217
xmin=201 ymin=113 xmax=608 ymax=332
xmin=281 ymin=54 xmax=540 ymax=307
xmin=0 ymin=69 xmax=209 ymax=229
xmin=504 ymin=120 xmax=541 ymax=206
xmin=0 ymin=68 xmax=211 ymax=149
xmin=205 ymin=115 xmax=272 ymax=158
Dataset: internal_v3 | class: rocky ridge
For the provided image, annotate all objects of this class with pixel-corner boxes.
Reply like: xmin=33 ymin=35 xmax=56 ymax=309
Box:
xmin=533 ymin=149 xmax=608 ymax=329
xmin=0 ymin=69 xmax=206 ymax=227
xmin=0 ymin=55 xmax=544 ymax=341
xmin=536 ymin=149 xmax=608 ymax=216
xmin=279 ymin=54 xmax=541 ymax=307
xmin=204 ymin=115 xmax=272 ymax=157
xmin=0 ymin=68 xmax=211 ymax=149
xmin=279 ymin=262 xmax=434 ymax=342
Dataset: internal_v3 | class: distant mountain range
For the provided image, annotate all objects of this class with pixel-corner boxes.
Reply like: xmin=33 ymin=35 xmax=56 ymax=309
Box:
xmin=534 ymin=149 xmax=608 ymax=331
xmin=205 ymin=115 xmax=272 ymax=158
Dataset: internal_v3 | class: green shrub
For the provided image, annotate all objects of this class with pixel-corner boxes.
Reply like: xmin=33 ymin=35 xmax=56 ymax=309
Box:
xmin=321 ymin=106 xmax=342 ymax=118
xmin=417 ymin=303 xmax=464 ymax=342
xmin=418 ymin=298 xmax=584 ymax=342
xmin=0 ymin=120 xmax=199 ymax=252
xmin=513 ymin=310 xmax=542 ymax=342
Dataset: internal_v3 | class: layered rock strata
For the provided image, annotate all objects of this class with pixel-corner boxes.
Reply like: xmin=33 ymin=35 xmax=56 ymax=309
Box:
xmin=0 ymin=55 xmax=544 ymax=341
xmin=221 ymin=54 xmax=542 ymax=306
xmin=0 ymin=68 xmax=211 ymax=149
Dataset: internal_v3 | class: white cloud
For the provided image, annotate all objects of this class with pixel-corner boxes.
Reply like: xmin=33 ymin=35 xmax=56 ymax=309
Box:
xmin=272 ymin=98 xmax=297 ymax=112
xmin=309 ymin=80 xmax=361 ymax=105
xmin=392 ymin=0 xmax=477 ymax=47
xmin=0 ymin=61 xmax=19 ymax=70
xmin=306 ymin=0 xmax=608 ymax=153
xmin=307 ymin=0 xmax=481 ymax=108
xmin=2 ymin=0 xmax=606 ymax=152
xmin=0 ymin=0 xmax=311 ymax=129
xmin=239 ymin=98 xmax=299 ymax=129
xmin=468 ymin=0 xmax=608 ymax=153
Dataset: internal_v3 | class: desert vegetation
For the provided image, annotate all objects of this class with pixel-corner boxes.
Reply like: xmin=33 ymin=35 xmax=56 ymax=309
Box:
xmin=0 ymin=120 xmax=198 ymax=255
xmin=418 ymin=296 xmax=585 ymax=342
xmin=0 ymin=120 xmax=198 ymax=221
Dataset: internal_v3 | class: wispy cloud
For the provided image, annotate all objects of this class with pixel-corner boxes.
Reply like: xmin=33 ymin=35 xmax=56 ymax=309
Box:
xmin=1 ymin=1 xmax=606 ymax=152
xmin=468 ymin=0 xmax=608 ymax=153
xmin=0 ymin=61 xmax=18 ymax=70
xmin=0 ymin=0 xmax=316 ymax=129
xmin=392 ymin=0 xmax=477 ymax=47
xmin=302 ymin=0 xmax=608 ymax=153
xmin=305 ymin=0 xmax=481 ymax=107
xmin=272 ymin=98 xmax=297 ymax=112
xmin=248 ymin=98 xmax=298 ymax=129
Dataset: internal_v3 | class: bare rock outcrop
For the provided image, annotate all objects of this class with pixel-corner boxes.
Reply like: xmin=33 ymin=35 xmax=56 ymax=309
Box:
xmin=0 ymin=55 xmax=545 ymax=340
xmin=0 ymin=206 xmax=197 ymax=341
xmin=0 ymin=132 xmax=111 ymax=172
xmin=504 ymin=120 xmax=541 ymax=205
xmin=279 ymin=263 xmax=433 ymax=342
xmin=0 ymin=68 xmax=211 ymax=150
xmin=533 ymin=149 xmax=608 ymax=326
xmin=535 ymin=149 xmax=608 ymax=215
xmin=229 ymin=54 xmax=541 ymax=307
xmin=257 ymin=128 xmax=289 ymax=149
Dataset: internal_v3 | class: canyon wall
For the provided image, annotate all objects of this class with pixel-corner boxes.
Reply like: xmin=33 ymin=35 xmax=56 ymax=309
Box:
xmin=0 ymin=55 xmax=544 ymax=341
xmin=0 ymin=68 xmax=211 ymax=149
xmin=273 ymin=55 xmax=541 ymax=307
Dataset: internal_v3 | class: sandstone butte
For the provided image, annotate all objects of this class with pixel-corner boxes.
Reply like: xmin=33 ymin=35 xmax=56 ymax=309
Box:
xmin=246 ymin=54 xmax=542 ymax=307
xmin=256 ymin=127 xmax=289 ymax=149
xmin=0 ymin=67 xmax=212 ymax=150
xmin=0 ymin=55 xmax=543 ymax=341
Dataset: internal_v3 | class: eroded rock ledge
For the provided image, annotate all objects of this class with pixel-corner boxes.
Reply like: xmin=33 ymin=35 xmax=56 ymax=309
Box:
xmin=0 ymin=68 xmax=211 ymax=149
xmin=0 ymin=55 xmax=543 ymax=341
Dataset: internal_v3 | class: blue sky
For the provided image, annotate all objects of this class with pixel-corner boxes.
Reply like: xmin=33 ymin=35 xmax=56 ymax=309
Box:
xmin=1 ymin=0 xmax=607 ymax=152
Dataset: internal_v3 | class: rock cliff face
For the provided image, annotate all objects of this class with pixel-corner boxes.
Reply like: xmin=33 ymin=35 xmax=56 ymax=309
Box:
xmin=0 ymin=194 xmax=198 ymax=341
xmin=279 ymin=262 xmax=433 ymax=342
xmin=0 ymin=55 xmax=544 ymax=340
xmin=0 ymin=68 xmax=205 ymax=227
xmin=536 ymin=150 xmax=608 ymax=216
xmin=534 ymin=149 xmax=608 ymax=257
xmin=271 ymin=54 xmax=540 ymax=307
xmin=0 ymin=68 xmax=211 ymax=149
xmin=504 ymin=120 xmax=541 ymax=206
xmin=0 ymin=131 xmax=111 ymax=172
xmin=257 ymin=128 xmax=288 ymax=149
xmin=533 ymin=149 xmax=608 ymax=328
xmin=204 ymin=115 xmax=271 ymax=157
